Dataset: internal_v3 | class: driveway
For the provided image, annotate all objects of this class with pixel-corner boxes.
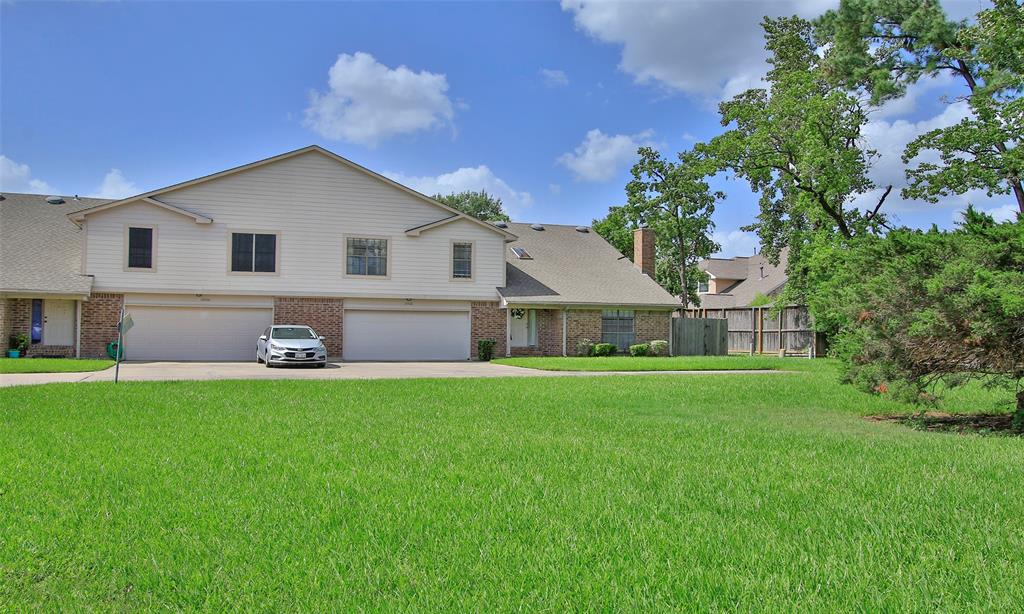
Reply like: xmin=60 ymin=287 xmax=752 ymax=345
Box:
xmin=0 ymin=361 xmax=784 ymax=387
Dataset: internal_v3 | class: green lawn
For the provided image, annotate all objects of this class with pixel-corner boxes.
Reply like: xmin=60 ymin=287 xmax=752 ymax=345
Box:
xmin=0 ymin=358 xmax=113 ymax=374
xmin=2 ymin=368 xmax=1021 ymax=610
xmin=495 ymin=354 xmax=823 ymax=372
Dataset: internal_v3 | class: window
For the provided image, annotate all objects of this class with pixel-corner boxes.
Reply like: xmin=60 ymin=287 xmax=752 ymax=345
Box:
xmin=127 ymin=227 xmax=153 ymax=269
xmin=601 ymin=309 xmax=634 ymax=351
xmin=452 ymin=241 xmax=473 ymax=279
xmin=271 ymin=326 xmax=317 ymax=340
xmin=346 ymin=238 xmax=388 ymax=276
xmin=698 ymin=280 xmax=709 ymax=293
xmin=231 ymin=232 xmax=277 ymax=273
xmin=510 ymin=246 xmax=532 ymax=260
xmin=31 ymin=299 xmax=43 ymax=344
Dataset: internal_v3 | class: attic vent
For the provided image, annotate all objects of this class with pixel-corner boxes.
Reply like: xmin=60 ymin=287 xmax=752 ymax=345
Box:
xmin=530 ymin=223 xmax=545 ymax=231
xmin=46 ymin=195 xmax=65 ymax=205
xmin=511 ymin=247 xmax=532 ymax=260
xmin=575 ymin=226 xmax=589 ymax=233
xmin=493 ymin=221 xmax=508 ymax=228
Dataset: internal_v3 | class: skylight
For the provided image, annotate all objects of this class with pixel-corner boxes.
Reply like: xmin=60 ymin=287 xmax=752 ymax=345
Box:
xmin=511 ymin=247 xmax=532 ymax=260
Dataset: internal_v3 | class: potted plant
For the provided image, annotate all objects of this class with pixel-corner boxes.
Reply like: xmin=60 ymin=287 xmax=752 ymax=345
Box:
xmin=7 ymin=334 xmax=29 ymax=358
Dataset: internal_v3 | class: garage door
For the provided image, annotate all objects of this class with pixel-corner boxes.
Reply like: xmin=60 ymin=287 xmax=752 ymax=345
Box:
xmin=344 ymin=310 xmax=470 ymax=361
xmin=124 ymin=306 xmax=273 ymax=361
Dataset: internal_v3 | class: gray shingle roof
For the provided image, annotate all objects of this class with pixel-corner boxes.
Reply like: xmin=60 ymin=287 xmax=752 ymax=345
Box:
xmin=0 ymin=193 xmax=108 ymax=296
xmin=499 ymin=223 xmax=680 ymax=308
xmin=697 ymin=249 xmax=788 ymax=309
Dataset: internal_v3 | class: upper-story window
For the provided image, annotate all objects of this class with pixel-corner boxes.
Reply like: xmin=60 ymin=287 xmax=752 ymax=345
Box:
xmin=452 ymin=241 xmax=473 ymax=279
xmin=346 ymin=237 xmax=388 ymax=276
xmin=231 ymin=232 xmax=277 ymax=273
xmin=698 ymin=280 xmax=709 ymax=293
xmin=126 ymin=226 xmax=154 ymax=270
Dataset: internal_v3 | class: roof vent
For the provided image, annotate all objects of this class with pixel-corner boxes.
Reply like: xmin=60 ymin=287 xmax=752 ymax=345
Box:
xmin=493 ymin=221 xmax=508 ymax=228
xmin=575 ymin=226 xmax=589 ymax=233
xmin=45 ymin=195 xmax=65 ymax=205
xmin=530 ymin=223 xmax=545 ymax=231
xmin=511 ymin=246 xmax=532 ymax=260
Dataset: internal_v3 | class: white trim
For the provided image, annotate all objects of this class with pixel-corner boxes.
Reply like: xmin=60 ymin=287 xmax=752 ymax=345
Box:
xmin=70 ymin=197 xmax=212 ymax=224
xmin=93 ymin=285 xmax=501 ymax=301
xmin=450 ymin=239 xmax=475 ymax=281
xmin=505 ymin=308 xmax=511 ymax=357
xmin=123 ymin=224 xmax=157 ymax=272
xmin=227 ymin=229 xmax=281 ymax=276
xmin=343 ymin=235 xmax=392 ymax=279
xmin=75 ymin=299 xmax=81 ymax=358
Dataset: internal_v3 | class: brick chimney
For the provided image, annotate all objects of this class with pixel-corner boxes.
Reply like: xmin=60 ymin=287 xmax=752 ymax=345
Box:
xmin=633 ymin=227 xmax=655 ymax=278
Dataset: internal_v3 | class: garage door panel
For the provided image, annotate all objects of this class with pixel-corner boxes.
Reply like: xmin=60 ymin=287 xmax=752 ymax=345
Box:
xmin=344 ymin=310 xmax=469 ymax=361
xmin=125 ymin=306 xmax=272 ymax=361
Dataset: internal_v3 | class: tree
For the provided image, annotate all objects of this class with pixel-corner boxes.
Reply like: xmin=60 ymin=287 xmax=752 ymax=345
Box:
xmin=591 ymin=205 xmax=634 ymax=257
xmin=621 ymin=147 xmax=722 ymax=308
xmin=816 ymin=0 xmax=1024 ymax=215
xmin=805 ymin=210 xmax=1024 ymax=427
xmin=432 ymin=190 xmax=510 ymax=222
xmin=702 ymin=16 xmax=890 ymax=300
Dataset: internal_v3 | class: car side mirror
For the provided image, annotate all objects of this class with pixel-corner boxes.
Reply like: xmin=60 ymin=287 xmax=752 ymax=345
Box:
xmin=318 ymin=336 xmax=326 ymax=341
xmin=259 ymin=335 xmax=267 ymax=341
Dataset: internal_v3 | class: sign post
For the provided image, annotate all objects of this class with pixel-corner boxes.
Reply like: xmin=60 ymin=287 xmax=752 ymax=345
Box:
xmin=114 ymin=307 xmax=133 ymax=384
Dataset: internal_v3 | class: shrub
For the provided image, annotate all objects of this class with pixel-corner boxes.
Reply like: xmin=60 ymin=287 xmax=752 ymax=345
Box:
xmin=575 ymin=338 xmax=595 ymax=357
xmin=477 ymin=339 xmax=496 ymax=361
xmin=9 ymin=334 xmax=29 ymax=353
xmin=649 ymin=340 xmax=669 ymax=356
xmin=592 ymin=343 xmax=616 ymax=357
xmin=629 ymin=343 xmax=651 ymax=357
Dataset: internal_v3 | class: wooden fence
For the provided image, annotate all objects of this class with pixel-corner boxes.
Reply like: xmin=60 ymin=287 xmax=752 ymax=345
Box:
xmin=671 ymin=318 xmax=728 ymax=356
xmin=684 ymin=306 xmax=818 ymax=356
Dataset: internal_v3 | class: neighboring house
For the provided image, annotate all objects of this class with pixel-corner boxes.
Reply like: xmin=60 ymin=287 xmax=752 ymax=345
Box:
xmin=0 ymin=145 xmax=679 ymax=361
xmin=695 ymin=249 xmax=789 ymax=310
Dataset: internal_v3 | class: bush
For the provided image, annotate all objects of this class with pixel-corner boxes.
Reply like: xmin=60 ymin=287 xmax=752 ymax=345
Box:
xmin=575 ymin=338 xmax=595 ymax=357
xmin=649 ymin=340 xmax=669 ymax=356
xmin=629 ymin=343 xmax=651 ymax=357
xmin=477 ymin=339 xmax=496 ymax=361
xmin=9 ymin=334 xmax=29 ymax=353
xmin=592 ymin=343 xmax=616 ymax=357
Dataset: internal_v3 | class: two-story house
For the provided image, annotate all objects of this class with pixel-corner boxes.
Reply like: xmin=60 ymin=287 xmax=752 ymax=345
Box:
xmin=696 ymin=249 xmax=789 ymax=310
xmin=1 ymin=146 xmax=679 ymax=361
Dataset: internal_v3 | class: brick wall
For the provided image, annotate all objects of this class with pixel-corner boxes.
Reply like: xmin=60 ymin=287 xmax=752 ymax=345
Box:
xmin=0 ymin=299 xmax=13 ymax=351
xmin=508 ymin=308 xmax=564 ymax=357
xmin=635 ymin=310 xmax=671 ymax=345
xmin=566 ymin=310 xmax=602 ymax=356
xmin=273 ymin=297 xmax=344 ymax=357
xmin=470 ymin=301 xmax=505 ymax=359
xmin=81 ymin=293 xmax=123 ymax=358
xmin=3 ymin=298 xmax=77 ymax=358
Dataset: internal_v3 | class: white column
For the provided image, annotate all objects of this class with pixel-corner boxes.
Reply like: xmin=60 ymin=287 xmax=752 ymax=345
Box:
xmin=505 ymin=307 xmax=512 ymax=357
xmin=75 ymin=299 xmax=82 ymax=358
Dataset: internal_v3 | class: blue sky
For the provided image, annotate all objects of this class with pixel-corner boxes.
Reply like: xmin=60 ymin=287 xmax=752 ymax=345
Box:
xmin=1 ymin=0 xmax=1011 ymax=257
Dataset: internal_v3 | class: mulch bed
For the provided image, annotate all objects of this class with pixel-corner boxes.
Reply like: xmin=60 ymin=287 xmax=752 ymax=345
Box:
xmin=866 ymin=412 xmax=1020 ymax=435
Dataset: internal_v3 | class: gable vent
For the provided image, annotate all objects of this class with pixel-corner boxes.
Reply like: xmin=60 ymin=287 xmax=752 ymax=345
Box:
xmin=46 ymin=195 xmax=65 ymax=205
xmin=530 ymin=223 xmax=545 ymax=231
xmin=511 ymin=246 xmax=532 ymax=260
xmin=575 ymin=226 xmax=589 ymax=233
xmin=493 ymin=221 xmax=508 ymax=228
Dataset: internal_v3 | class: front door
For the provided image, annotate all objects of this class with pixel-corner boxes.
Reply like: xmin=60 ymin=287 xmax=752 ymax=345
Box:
xmin=43 ymin=299 xmax=75 ymax=346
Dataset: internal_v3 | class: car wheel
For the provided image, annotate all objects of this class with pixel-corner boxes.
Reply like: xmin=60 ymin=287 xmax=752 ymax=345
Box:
xmin=316 ymin=362 xmax=327 ymax=368
xmin=265 ymin=359 xmax=274 ymax=368
xmin=256 ymin=351 xmax=263 ymax=364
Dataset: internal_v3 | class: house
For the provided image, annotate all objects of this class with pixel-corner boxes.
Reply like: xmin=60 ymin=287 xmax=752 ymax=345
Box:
xmin=1 ymin=146 xmax=679 ymax=361
xmin=695 ymin=249 xmax=788 ymax=310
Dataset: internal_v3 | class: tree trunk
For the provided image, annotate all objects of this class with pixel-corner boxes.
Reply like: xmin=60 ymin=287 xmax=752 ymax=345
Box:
xmin=1011 ymin=179 xmax=1024 ymax=216
xmin=678 ymin=236 xmax=689 ymax=310
xmin=1015 ymin=389 xmax=1024 ymax=432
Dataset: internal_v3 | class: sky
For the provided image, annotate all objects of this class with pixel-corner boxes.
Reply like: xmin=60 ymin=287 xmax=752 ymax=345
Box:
xmin=1 ymin=0 xmax=1014 ymax=258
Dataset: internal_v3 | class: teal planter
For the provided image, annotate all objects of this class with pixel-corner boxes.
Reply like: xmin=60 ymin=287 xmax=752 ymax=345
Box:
xmin=6 ymin=350 xmax=21 ymax=358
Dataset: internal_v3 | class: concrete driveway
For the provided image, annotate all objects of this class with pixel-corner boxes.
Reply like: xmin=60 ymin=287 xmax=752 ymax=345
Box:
xmin=0 ymin=360 xmax=784 ymax=387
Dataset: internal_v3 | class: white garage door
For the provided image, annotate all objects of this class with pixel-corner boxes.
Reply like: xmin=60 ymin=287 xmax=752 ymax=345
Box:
xmin=124 ymin=306 xmax=273 ymax=361
xmin=344 ymin=310 xmax=470 ymax=361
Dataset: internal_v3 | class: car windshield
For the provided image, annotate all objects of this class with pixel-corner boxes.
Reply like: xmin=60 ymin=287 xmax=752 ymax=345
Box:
xmin=272 ymin=327 xmax=316 ymax=340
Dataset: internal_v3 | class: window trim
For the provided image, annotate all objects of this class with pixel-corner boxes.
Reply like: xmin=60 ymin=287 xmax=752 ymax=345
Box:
xmin=601 ymin=309 xmax=635 ymax=352
xmin=343 ymin=235 xmax=392 ymax=279
xmin=227 ymin=229 xmax=281 ymax=276
xmin=123 ymin=224 xmax=157 ymax=272
xmin=450 ymin=240 xmax=475 ymax=281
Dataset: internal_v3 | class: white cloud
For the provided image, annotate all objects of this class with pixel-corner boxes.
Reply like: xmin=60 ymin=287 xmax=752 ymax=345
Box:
xmin=712 ymin=229 xmax=759 ymax=258
xmin=540 ymin=68 xmax=569 ymax=87
xmin=92 ymin=169 xmax=139 ymax=199
xmin=304 ymin=52 xmax=455 ymax=146
xmin=548 ymin=183 xmax=562 ymax=195
xmin=971 ymin=202 xmax=1020 ymax=223
xmin=385 ymin=165 xmax=533 ymax=216
xmin=557 ymin=128 xmax=654 ymax=182
xmin=561 ymin=0 xmax=834 ymax=99
xmin=0 ymin=155 xmax=57 ymax=194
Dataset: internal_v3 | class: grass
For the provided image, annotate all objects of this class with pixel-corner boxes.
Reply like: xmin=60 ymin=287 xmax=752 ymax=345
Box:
xmin=0 ymin=358 xmax=114 ymax=374
xmin=494 ymin=354 xmax=825 ymax=372
xmin=2 ymin=366 xmax=1022 ymax=610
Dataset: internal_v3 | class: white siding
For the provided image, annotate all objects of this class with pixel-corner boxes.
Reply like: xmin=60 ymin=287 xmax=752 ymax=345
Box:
xmin=83 ymin=151 xmax=506 ymax=299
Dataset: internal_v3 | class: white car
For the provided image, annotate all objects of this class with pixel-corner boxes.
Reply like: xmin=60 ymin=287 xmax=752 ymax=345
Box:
xmin=257 ymin=325 xmax=328 ymax=367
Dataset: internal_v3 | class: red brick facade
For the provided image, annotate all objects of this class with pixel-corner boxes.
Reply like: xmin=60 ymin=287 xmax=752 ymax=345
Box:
xmin=470 ymin=301 xmax=505 ymax=359
xmin=273 ymin=297 xmax=344 ymax=357
xmin=509 ymin=308 xmax=564 ymax=356
xmin=634 ymin=228 xmax=656 ymax=278
xmin=80 ymin=293 xmax=124 ymax=358
xmin=566 ymin=310 xmax=602 ymax=355
xmin=0 ymin=299 xmax=11 ymax=351
xmin=3 ymin=297 xmax=78 ymax=358
xmin=635 ymin=310 xmax=672 ymax=346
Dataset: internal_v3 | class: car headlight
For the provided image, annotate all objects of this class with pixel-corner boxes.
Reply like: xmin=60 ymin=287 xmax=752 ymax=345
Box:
xmin=269 ymin=341 xmax=284 ymax=350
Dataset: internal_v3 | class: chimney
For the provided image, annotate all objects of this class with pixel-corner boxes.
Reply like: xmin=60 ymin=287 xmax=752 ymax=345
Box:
xmin=633 ymin=227 xmax=655 ymax=278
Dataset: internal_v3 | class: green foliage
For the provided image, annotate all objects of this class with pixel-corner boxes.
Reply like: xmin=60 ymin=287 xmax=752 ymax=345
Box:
xmin=806 ymin=211 xmax=1024 ymax=424
xmin=749 ymin=292 xmax=773 ymax=307
xmin=628 ymin=343 xmax=651 ymax=357
xmin=476 ymin=339 xmax=496 ymax=361
xmin=575 ymin=338 xmax=595 ymax=357
xmin=591 ymin=206 xmax=634 ymax=258
xmin=649 ymin=339 xmax=669 ymax=357
xmin=9 ymin=334 xmax=29 ymax=353
xmin=592 ymin=343 xmax=617 ymax=357
xmin=432 ymin=190 xmax=511 ymax=222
